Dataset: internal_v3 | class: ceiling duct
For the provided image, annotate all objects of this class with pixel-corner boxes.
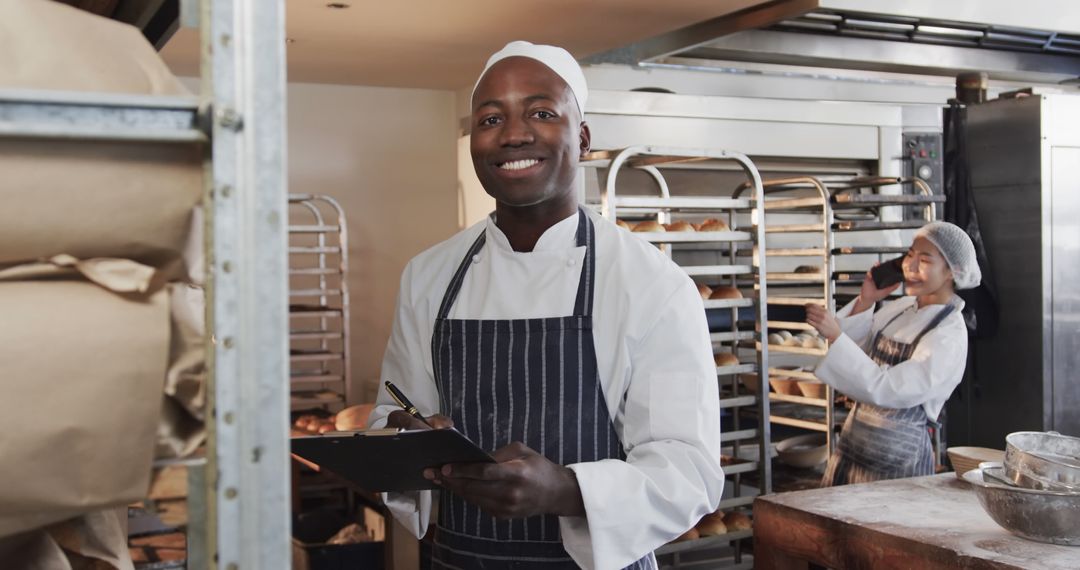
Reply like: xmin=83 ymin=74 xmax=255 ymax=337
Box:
xmin=588 ymin=0 xmax=1080 ymax=85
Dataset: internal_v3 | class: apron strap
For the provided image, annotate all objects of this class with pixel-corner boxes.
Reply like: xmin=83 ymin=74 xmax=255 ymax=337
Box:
xmin=436 ymin=231 xmax=487 ymax=320
xmin=870 ymin=298 xmax=958 ymax=352
xmin=436 ymin=209 xmax=597 ymax=321
xmin=908 ymin=298 xmax=958 ymax=347
xmin=571 ymin=208 xmax=596 ymax=318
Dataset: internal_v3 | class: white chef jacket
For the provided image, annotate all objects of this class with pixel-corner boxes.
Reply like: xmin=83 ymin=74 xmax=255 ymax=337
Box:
xmin=815 ymin=295 xmax=968 ymax=421
xmin=370 ymin=209 xmax=724 ymax=569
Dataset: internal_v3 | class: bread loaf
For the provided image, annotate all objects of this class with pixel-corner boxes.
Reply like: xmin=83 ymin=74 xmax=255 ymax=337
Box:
xmin=768 ymin=333 xmax=784 ymax=345
xmin=696 ymin=283 xmax=713 ymax=300
xmin=665 ymin=220 xmax=696 ymax=232
xmin=709 ymin=286 xmax=742 ymax=300
xmin=722 ymin=511 xmax=752 ymax=531
xmin=633 ymin=220 xmax=665 ymax=232
xmin=336 ymin=403 xmax=375 ymax=431
xmin=674 ymin=527 xmax=700 ymax=542
xmin=714 ymin=352 xmax=740 ymax=367
xmin=616 ymin=219 xmax=632 ymax=230
xmin=696 ymin=512 xmax=728 ymax=536
xmin=697 ymin=218 xmax=730 ymax=232
xmin=794 ymin=265 xmax=821 ymax=274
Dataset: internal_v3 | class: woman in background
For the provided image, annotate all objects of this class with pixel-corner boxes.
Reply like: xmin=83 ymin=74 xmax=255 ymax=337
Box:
xmin=806 ymin=222 xmax=981 ymax=486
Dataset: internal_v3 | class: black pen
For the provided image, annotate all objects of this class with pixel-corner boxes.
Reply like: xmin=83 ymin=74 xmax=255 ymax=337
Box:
xmin=384 ymin=380 xmax=433 ymax=428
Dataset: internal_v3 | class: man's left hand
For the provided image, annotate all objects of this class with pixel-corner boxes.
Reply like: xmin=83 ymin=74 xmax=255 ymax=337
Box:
xmin=425 ymin=442 xmax=585 ymax=519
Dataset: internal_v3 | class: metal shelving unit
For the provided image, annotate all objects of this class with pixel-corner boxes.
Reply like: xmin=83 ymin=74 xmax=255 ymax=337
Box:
xmin=288 ymin=194 xmax=351 ymax=412
xmin=584 ymin=146 xmax=769 ymax=570
xmin=0 ymin=1 xmax=291 ymax=568
xmin=735 ymin=177 xmax=840 ymax=453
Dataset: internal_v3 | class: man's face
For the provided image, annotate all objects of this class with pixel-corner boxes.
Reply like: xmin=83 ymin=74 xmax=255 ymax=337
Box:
xmin=470 ymin=57 xmax=591 ymax=208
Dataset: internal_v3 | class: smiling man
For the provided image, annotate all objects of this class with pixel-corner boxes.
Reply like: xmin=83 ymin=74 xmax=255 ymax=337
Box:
xmin=370 ymin=41 xmax=723 ymax=569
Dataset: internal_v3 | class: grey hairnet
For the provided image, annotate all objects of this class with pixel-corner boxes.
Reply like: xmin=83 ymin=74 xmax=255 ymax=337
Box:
xmin=915 ymin=221 xmax=981 ymax=290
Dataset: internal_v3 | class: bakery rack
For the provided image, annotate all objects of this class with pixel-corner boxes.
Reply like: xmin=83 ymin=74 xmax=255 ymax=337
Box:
xmin=288 ymin=193 xmax=352 ymax=412
xmin=0 ymin=1 xmax=292 ymax=567
xmin=583 ymin=145 xmax=769 ymax=570
xmin=738 ymin=175 xmax=942 ymax=462
xmin=732 ymin=177 xmax=841 ymax=453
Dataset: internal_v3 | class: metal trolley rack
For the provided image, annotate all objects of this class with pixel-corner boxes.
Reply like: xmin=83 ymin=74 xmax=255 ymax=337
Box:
xmin=748 ymin=175 xmax=942 ymax=461
xmin=288 ymin=193 xmax=352 ymax=412
xmin=734 ymin=178 xmax=840 ymax=453
xmin=583 ymin=146 xmax=769 ymax=570
xmin=0 ymin=0 xmax=291 ymax=567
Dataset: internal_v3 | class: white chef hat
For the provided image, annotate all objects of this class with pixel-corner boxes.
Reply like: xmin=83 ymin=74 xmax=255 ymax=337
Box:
xmin=472 ymin=41 xmax=588 ymax=117
xmin=915 ymin=221 xmax=982 ymax=290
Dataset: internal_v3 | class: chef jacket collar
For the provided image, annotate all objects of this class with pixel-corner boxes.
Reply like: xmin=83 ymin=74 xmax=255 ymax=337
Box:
xmin=485 ymin=209 xmax=581 ymax=253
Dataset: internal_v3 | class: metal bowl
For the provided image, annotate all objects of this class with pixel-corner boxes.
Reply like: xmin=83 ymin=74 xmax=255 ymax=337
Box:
xmin=964 ymin=462 xmax=1080 ymax=546
xmin=1004 ymin=431 xmax=1080 ymax=492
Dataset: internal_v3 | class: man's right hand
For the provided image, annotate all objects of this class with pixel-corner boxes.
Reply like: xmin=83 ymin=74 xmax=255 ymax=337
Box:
xmin=385 ymin=410 xmax=454 ymax=431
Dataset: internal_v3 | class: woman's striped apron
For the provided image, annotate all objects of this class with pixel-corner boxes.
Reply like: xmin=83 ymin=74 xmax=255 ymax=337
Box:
xmin=821 ymin=300 xmax=957 ymax=487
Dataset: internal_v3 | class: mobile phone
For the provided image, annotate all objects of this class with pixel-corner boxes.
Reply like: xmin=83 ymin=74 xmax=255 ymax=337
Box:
xmin=870 ymin=255 xmax=906 ymax=289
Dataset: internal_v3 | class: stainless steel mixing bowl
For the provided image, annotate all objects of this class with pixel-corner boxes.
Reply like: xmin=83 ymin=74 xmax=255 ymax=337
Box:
xmin=1004 ymin=431 xmax=1080 ymax=492
xmin=964 ymin=462 xmax=1080 ymax=546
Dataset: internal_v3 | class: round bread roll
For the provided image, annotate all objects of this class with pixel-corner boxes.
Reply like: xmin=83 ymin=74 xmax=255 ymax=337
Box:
xmin=794 ymin=265 xmax=821 ymax=274
xmin=722 ymin=511 xmax=752 ymax=531
xmin=294 ymin=415 xmax=316 ymax=430
xmin=709 ymin=286 xmax=743 ymax=300
xmin=778 ymin=330 xmax=793 ymax=341
xmin=801 ymin=335 xmax=819 ymax=348
xmin=615 ymin=219 xmax=632 ymax=230
xmin=305 ymin=420 xmax=325 ymax=434
xmin=768 ymin=333 xmax=784 ymax=345
xmin=714 ymin=352 xmax=740 ymax=367
xmin=336 ymin=403 xmax=375 ymax=431
xmin=697 ymin=218 xmax=730 ymax=232
xmin=696 ymin=283 xmax=713 ymax=300
xmin=633 ymin=220 xmax=665 ymax=232
xmin=783 ymin=336 xmax=802 ymax=347
xmin=317 ymin=422 xmax=336 ymax=434
xmin=674 ymin=527 xmax=700 ymax=542
xmin=665 ymin=220 xmax=696 ymax=232
xmin=814 ymin=337 xmax=828 ymax=350
xmin=696 ymin=512 xmax=728 ymax=536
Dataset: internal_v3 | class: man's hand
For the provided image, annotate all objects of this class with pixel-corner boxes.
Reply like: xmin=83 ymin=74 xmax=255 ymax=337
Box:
xmin=426 ymin=442 xmax=585 ymax=519
xmin=385 ymin=410 xmax=454 ymax=431
xmin=805 ymin=303 xmax=842 ymax=343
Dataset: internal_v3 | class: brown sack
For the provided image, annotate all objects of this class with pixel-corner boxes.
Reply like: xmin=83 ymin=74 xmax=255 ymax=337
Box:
xmin=0 ymin=1 xmax=201 ymax=272
xmin=0 ymin=0 xmax=187 ymax=95
xmin=0 ymin=508 xmax=133 ymax=570
xmin=0 ymin=259 xmax=168 ymax=538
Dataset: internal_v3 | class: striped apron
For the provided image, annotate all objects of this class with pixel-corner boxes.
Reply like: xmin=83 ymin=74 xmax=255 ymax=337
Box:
xmin=429 ymin=210 xmax=655 ymax=569
xmin=821 ymin=300 xmax=958 ymax=487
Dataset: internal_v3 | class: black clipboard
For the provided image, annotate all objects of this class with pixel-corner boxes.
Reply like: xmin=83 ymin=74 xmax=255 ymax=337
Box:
xmin=290 ymin=428 xmax=495 ymax=492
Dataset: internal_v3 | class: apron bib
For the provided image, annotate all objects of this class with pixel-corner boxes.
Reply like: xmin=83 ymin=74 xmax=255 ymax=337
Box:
xmin=822 ymin=300 xmax=957 ymax=487
xmin=428 ymin=210 xmax=655 ymax=569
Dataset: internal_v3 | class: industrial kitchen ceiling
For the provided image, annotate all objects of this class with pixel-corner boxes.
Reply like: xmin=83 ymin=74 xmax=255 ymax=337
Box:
xmin=588 ymin=0 xmax=1080 ymax=85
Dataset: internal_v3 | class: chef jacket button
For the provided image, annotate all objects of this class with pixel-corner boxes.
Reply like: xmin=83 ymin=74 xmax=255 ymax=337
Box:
xmin=472 ymin=254 xmax=481 ymax=264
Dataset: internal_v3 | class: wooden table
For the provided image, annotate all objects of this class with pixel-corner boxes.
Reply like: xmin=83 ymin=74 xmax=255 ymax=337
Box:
xmin=753 ymin=473 xmax=1080 ymax=569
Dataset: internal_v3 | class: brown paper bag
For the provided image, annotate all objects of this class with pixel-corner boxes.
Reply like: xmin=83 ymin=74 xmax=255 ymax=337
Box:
xmin=0 ymin=508 xmax=133 ymax=570
xmin=0 ymin=1 xmax=201 ymax=273
xmin=0 ymin=0 xmax=187 ymax=95
xmin=0 ymin=259 xmax=168 ymax=538
xmin=0 ymin=139 xmax=203 ymax=272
